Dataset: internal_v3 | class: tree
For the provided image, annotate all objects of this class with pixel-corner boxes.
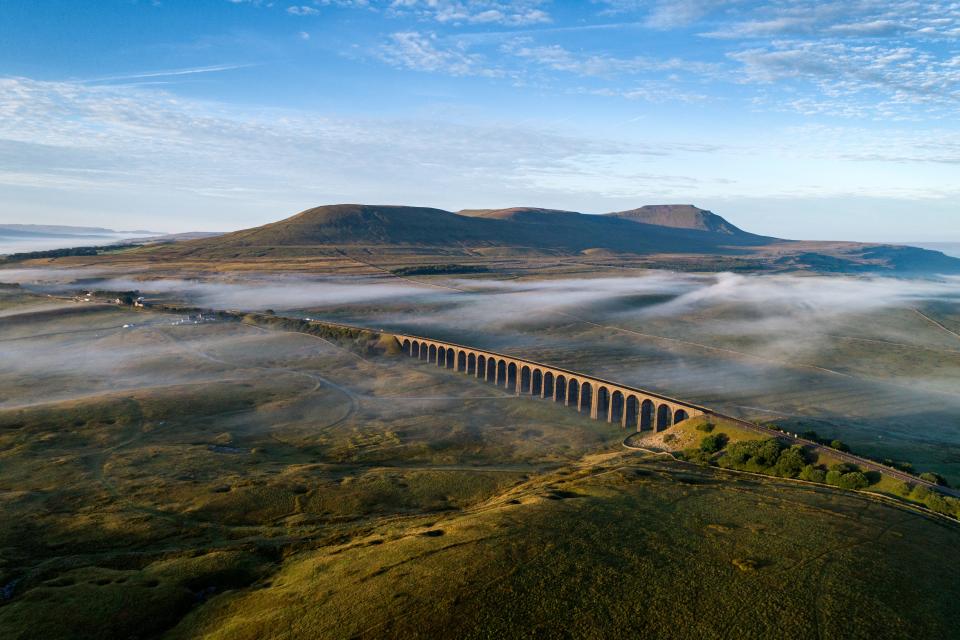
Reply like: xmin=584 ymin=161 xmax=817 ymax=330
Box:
xmin=829 ymin=462 xmax=857 ymax=474
xmin=774 ymin=446 xmax=808 ymax=478
xmin=799 ymin=465 xmax=826 ymax=483
xmin=825 ymin=470 xmax=843 ymax=486
xmin=837 ymin=471 xmax=870 ymax=490
xmin=700 ymin=433 xmax=728 ymax=454
xmin=830 ymin=440 xmax=850 ymax=452
xmin=920 ymin=472 xmax=948 ymax=487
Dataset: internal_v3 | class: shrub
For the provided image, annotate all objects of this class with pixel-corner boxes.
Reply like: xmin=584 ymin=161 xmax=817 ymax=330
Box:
xmin=695 ymin=422 xmax=715 ymax=433
xmin=681 ymin=449 xmax=713 ymax=466
xmin=801 ymin=430 xmax=820 ymax=442
xmin=895 ymin=461 xmax=914 ymax=474
xmin=830 ymin=440 xmax=850 ymax=452
xmin=924 ymin=493 xmax=951 ymax=516
xmin=829 ymin=462 xmax=857 ymax=474
xmin=717 ymin=438 xmax=784 ymax=473
xmin=825 ymin=470 xmax=843 ymax=486
xmin=699 ymin=433 xmax=728 ymax=454
xmin=799 ymin=465 xmax=826 ymax=483
xmin=910 ymin=485 xmax=931 ymax=501
xmin=920 ymin=472 xmax=948 ymax=487
xmin=836 ymin=471 xmax=870 ymax=490
xmin=773 ymin=446 xmax=808 ymax=478
xmin=895 ymin=482 xmax=913 ymax=497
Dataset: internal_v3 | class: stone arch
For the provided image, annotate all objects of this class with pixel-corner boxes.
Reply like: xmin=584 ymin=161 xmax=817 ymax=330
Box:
xmin=446 ymin=348 xmax=455 ymax=369
xmin=434 ymin=345 xmax=443 ymax=365
xmin=402 ymin=339 xmax=411 ymax=355
xmin=520 ymin=365 xmax=531 ymax=394
xmin=596 ymin=386 xmax=610 ymax=421
xmin=657 ymin=404 xmax=672 ymax=430
xmin=567 ymin=378 xmax=579 ymax=409
xmin=625 ymin=395 xmax=639 ymax=430
xmin=487 ymin=357 xmax=497 ymax=382
xmin=420 ymin=343 xmax=429 ymax=361
xmin=497 ymin=359 xmax=507 ymax=385
xmin=457 ymin=350 xmax=467 ymax=372
xmin=579 ymin=381 xmax=592 ymax=414
xmin=532 ymin=369 xmax=543 ymax=396
xmin=467 ymin=353 xmax=476 ymax=375
xmin=555 ymin=375 xmax=567 ymax=403
xmin=674 ymin=409 xmax=689 ymax=424
xmin=412 ymin=341 xmax=421 ymax=358
xmin=477 ymin=354 xmax=486 ymax=378
xmin=507 ymin=362 xmax=518 ymax=390
xmin=543 ymin=371 xmax=555 ymax=398
xmin=640 ymin=399 xmax=655 ymax=431
xmin=611 ymin=390 xmax=624 ymax=424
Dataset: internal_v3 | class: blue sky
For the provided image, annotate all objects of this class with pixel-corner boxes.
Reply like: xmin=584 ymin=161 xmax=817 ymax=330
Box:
xmin=1 ymin=0 xmax=958 ymax=240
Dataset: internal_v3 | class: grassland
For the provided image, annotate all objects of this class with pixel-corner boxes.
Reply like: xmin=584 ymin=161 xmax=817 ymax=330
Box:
xmin=1 ymin=284 xmax=959 ymax=639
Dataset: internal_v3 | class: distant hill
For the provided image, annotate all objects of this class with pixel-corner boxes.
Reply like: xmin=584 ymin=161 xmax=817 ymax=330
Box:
xmin=121 ymin=203 xmax=960 ymax=276
xmin=607 ymin=205 xmax=746 ymax=235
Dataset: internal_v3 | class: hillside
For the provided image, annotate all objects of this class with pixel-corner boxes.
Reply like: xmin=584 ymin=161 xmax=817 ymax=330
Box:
xmin=608 ymin=204 xmax=747 ymax=234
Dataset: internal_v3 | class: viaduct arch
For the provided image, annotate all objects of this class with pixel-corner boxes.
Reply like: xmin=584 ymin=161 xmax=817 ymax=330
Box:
xmin=397 ymin=334 xmax=704 ymax=431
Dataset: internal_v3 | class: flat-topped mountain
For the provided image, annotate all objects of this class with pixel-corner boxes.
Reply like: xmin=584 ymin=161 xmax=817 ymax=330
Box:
xmin=608 ymin=205 xmax=745 ymax=235
xmin=188 ymin=203 xmax=772 ymax=256
xmin=152 ymin=203 xmax=960 ymax=275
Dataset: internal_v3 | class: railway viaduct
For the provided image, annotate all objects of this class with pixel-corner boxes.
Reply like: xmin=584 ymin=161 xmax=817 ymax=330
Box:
xmin=394 ymin=334 xmax=705 ymax=431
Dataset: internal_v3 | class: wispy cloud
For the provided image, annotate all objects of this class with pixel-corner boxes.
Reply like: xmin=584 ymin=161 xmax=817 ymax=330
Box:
xmin=287 ymin=5 xmax=320 ymax=15
xmin=387 ymin=0 xmax=551 ymax=26
xmin=82 ymin=64 xmax=255 ymax=84
xmin=378 ymin=31 xmax=503 ymax=76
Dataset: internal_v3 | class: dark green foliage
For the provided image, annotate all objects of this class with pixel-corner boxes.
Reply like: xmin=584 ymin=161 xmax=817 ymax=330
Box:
xmin=681 ymin=448 xmax=714 ymax=465
xmin=911 ymin=485 xmax=932 ymax=501
xmin=699 ymin=433 xmax=727 ymax=454
xmin=836 ymin=471 xmax=870 ymax=490
xmin=920 ymin=472 xmax=948 ymax=487
xmin=391 ymin=264 xmax=491 ymax=276
xmin=773 ymin=446 xmax=808 ymax=478
xmin=695 ymin=422 xmax=715 ymax=433
xmin=830 ymin=439 xmax=850 ymax=452
xmin=799 ymin=465 xmax=826 ymax=483
xmin=801 ymin=430 xmax=820 ymax=442
xmin=826 ymin=470 xmax=871 ymax=490
xmin=1 ymin=244 xmax=138 ymax=262
xmin=716 ymin=438 xmax=785 ymax=473
xmin=829 ymin=462 xmax=857 ymax=474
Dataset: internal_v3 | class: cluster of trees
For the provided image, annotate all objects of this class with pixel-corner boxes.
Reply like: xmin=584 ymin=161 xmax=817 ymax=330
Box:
xmin=895 ymin=482 xmax=960 ymax=519
xmin=1 ymin=244 xmax=138 ymax=262
xmin=391 ymin=264 xmax=491 ymax=276
xmin=683 ymin=435 xmax=877 ymax=489
xmin=682 ymin=433 xmax=960 ymax=519
xmin=800 ymin=430 xmax=951 ymax=488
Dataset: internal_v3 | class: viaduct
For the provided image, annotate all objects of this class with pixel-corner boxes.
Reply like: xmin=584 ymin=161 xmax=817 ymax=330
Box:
xmin=393 ymin=333 xmax=705 ymax=432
